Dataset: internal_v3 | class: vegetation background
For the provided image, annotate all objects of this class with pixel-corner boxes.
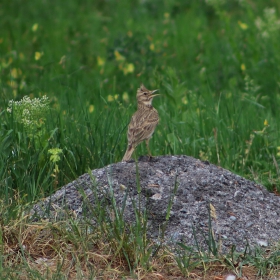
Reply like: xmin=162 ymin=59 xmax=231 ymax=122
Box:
xmin=0 ymin=0 xmax=280 ymax=278
xmin=1 ymin=0 xmax=280 ymax=202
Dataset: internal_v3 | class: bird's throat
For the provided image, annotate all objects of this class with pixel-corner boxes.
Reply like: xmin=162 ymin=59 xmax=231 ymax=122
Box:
xmin=138 ymin=102 xmax=152 ymax=109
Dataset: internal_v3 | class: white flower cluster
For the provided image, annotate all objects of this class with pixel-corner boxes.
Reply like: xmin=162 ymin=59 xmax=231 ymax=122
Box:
xmin=7 ymin=95 xmax=50 ymax=135
xmin=7 ymin=96 xmax=49 ymax=112
xmin=244 ymin=75 xmax=260 ymax=94
xmin=255 ymin=8 xmax=280 ymax=38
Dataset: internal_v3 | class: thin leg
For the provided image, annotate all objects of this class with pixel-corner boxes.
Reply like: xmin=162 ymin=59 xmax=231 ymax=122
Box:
xmin=145 ymin=139 xmax=152 ymax=158
xmin=122 ymin=145 xmax=135 ymax=161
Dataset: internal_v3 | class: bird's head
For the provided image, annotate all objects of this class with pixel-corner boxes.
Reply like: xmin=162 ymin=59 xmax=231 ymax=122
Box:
xmin=136 ymin=84 xmax=159 ymax=106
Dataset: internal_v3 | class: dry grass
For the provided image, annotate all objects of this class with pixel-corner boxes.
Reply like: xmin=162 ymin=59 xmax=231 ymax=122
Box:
xmin=1 ymin=214 xmax=279 ymax=280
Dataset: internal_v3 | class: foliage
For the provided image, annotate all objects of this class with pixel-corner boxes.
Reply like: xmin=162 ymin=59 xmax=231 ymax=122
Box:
xmin=7 ymin=95 xmax=49 ymax=138
xmin=0 ymin=0 xmax=280 ymax=277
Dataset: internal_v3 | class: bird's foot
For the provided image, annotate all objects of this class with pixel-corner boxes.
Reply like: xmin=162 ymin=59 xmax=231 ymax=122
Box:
xmin=138 ymin=155 xmax=158 ymax=162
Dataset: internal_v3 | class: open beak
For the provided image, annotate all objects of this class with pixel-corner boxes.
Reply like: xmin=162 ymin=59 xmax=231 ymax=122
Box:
xmin=151 ymin=89 xmax=160 ymax=97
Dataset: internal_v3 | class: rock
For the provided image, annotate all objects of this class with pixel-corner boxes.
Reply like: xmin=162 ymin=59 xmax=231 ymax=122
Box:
xmin=31 ymin=155 xmax=280 ymax=252
xmin=257 ymin=240 xmax=268 ymax=247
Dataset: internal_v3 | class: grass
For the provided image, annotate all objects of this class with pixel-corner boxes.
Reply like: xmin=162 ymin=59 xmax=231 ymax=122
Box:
xmin=1 ymin=0 xmax=280 ymax=278
xmin=1 ymin=175 xmax=280 ymax=279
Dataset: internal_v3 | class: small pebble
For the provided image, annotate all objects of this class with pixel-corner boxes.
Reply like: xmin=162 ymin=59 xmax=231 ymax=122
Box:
xmin=229 ymin=216 xmax=236 ymax=221
xmin=151 ymin=193 xmax=161 ymax=200
xmin=257 ymin=240 xmax=268 ymax=247
xmin=225 ymin=275 xmax=236 ymax=280
xmin=245 ymin=221 xmax=253 ymax=228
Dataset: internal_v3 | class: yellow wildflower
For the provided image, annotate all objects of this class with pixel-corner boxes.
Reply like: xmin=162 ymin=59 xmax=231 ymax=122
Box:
xmin=107 ymin=95 xmax=114 ymax=102
xmin=238 ymin=21 xmax=248 ymax=30
xmin=114 ymin=50 xmax=125 ymax=61
xmin=35 ymin=52 xmax=43 ymax=60
xmin=89 ymin=105 xmax=94 ymax=113
xmin=164 ymin=13 xmax=170 ymax=19
xmin=11 ymin=68 xmax=22 ymax=79
xmin=277 ymin=147 xmax=280 ymax=157
xmin=122 ymin=92 xmax=129 ymax=102
xmin=181 ymin=96 xmax=188 ymax=105
xmin=123 ymin=63 xmax=134 ymax=75
xmin=32 ymin=23 xmax=39 ymax=32
xmin=97 ymin=56 xmax=105 ymax=67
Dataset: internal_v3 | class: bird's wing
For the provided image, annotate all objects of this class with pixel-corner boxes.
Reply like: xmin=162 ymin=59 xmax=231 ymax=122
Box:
xmin=127 ymin=109 xmax=159 ymax=146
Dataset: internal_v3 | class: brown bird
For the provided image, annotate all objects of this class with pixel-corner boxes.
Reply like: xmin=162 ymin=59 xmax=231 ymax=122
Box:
xmin=122 ymin=84 xmax=160 ymax=161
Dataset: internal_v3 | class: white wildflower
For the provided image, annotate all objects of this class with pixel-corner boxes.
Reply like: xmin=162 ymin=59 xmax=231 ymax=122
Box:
xmin=255 ymin=8 xmax=280 ymax=38
xmin=244 ymin=75 xmax=260 ymax=94
xmin=6 ymin=95 xmax=50 ymax=137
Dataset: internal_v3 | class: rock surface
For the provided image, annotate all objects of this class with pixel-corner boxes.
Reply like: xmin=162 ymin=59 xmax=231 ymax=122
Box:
xmin=32 ymin=155 xmax=280 ymax=252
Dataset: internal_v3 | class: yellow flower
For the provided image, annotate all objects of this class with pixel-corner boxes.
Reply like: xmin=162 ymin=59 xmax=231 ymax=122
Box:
xmin=150 ymin=43 xmax=155 ymax=51
xmin=32 ymin=23 xmax=38 ymax=32
xmin=238 ymin=21 xmax=248 ymax=30
xmin=164 ymin=13 xmax=170 ymax=19
xmin=123 ymin=63 xmax=134 ymax=75
xmin=35 ymin=52 xmax=43 ymax=60
xmin=240 ymin=63 xmax=246 ymax=71
xmin=1 ymin=57 xmax=13 ymax=68
xmin=122 ymin=92 xmax=129 ymax=102
xmin=11 ymin=68 xmax=22 ymax=79
xmin=264 ymin=119 xmax=268 ymax=126
xmin=114 ymin=50 xmax=125 ymax=62
xmin=181 ymin=96 xmax=188 ymax=105
xmin=7 ymin=80 xmax=18 ymax=89
xmin=107 ymin=94 xmax=118 ymax=101
xmin=97 ymin=56 xmax=105 ymax=67
xmin=107 ymin=95 xmax=114 ymax=102
xmin=89 ymin=104 xmax=94 ymax=113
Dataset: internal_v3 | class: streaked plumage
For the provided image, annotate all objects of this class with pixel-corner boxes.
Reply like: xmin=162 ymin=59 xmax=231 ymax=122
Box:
xmin=122 ymin=84 xmax=160 ymax=161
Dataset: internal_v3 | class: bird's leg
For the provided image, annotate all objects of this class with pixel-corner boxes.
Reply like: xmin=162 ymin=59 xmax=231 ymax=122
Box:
xmin=145 ymin=139 xmax=152 ymax=160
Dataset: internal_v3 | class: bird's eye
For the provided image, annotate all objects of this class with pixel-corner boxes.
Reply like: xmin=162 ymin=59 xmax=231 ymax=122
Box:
xmin=144 ymin=92 xmax=147 ymax=95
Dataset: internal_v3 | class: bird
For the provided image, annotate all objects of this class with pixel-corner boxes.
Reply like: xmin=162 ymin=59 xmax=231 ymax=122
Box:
xmin=122 ymin=83 xmax=160 ymax=162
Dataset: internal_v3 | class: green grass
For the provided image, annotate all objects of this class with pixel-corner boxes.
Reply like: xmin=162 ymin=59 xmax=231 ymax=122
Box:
xmin=1 ymin=0 xmax=280 ymax=278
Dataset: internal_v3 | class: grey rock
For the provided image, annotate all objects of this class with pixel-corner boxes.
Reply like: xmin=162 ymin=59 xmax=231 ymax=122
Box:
xmin=229 ymin=216 xmax=237 ymax=222
xmin=31 ymin=155 xmax=280 ymax=253
xmin=257 ymin=240 xmax=268 ymax=247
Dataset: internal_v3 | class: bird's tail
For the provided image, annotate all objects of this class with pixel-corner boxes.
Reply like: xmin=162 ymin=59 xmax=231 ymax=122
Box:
xmin=122 ymin=146 xmax=134 ymax=161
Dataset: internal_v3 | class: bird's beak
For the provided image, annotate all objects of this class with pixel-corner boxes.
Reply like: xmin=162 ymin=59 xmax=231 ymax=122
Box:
xmin=151 ymin=89 xmax=160 ymax=97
